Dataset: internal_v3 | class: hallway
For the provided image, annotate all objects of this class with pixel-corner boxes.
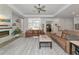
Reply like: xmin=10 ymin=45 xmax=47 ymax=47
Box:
xmin=0 ymin=37 xmax=68 ymax=55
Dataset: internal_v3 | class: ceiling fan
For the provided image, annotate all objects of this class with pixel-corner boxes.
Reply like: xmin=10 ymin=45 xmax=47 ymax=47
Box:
xmin=34 ymin=4 xmax=46 ymax=13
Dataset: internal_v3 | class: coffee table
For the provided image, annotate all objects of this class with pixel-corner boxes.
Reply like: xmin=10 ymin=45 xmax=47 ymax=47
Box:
xmin=39 ymin=35 xmax=52 ymax=49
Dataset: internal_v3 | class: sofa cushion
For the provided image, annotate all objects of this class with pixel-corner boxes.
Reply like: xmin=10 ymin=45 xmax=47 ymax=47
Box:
xmin=56 ymin=31 xmax=62 ymax=37
xmin=65 ymin=34 xmax=79 ymax=41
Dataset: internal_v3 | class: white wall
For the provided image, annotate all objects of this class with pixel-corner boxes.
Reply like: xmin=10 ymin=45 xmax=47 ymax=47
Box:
xmin=74 ymin=17 xmax=79 ymax=24
xmin=0 ymin=5 xmax=74 ymax=34
xmin=58 ymin=18 xmax=74 ymax=30
xmin=74 ymin=16 xmax=79 ymax=31
xmin=23 ymin=18 xmax=28 ymax=33
xmin=23 ymin=17 xmax=74 ymax=33
xmin=41 ymin=17 xmax=54 ymax=33
xmin=41 ymin=17 xmax=74 ymax=33
xmin=0 ymin=5 xmax=24 ymax=35
xmin=0 ymin=5 xmax=13 ymax=36
xmin=0 ymin=5 xmax=12 ymax=19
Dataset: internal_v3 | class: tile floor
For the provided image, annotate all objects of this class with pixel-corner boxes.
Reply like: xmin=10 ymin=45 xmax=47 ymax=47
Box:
xmin=0 ymin=37 xmax=68 ymax=55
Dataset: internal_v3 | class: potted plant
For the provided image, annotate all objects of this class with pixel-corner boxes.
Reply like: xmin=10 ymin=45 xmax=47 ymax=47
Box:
xmin=11 ymin=27 xmax=22 ymax=37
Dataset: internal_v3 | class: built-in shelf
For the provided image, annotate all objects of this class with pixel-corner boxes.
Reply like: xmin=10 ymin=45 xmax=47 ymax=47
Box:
xmin=0 ymin=19 xmax=12 ymax=36
xmin=0 ymin=25 xmax=9 ymax=26
xmin=0 ymin=27 xmax=12 ymax=29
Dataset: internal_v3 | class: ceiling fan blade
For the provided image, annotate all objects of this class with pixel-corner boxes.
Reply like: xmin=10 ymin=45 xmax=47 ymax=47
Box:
xmin=41 ymin=5 xmax=45 ymax=9
xmin=41 ymin=10 xmax=46 ymax=12
xmin=40 ymin=8 xmax=46 ymax=11
xmin=38 ymin=10 xmax=40 ymax=13
xmin=33 ymin=10 xmax=36 ymax=12
xmin=33 ymin=4 xmax=46 ymax=13
xmin=34 ymin=6 xmax=38 ymax=9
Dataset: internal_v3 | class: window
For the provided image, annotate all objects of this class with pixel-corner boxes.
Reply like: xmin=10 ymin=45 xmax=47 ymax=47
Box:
xmin=75 ymin=23 xmax=79 ymax=30
xmin=28 ymin=18 xmax=41 ymax=30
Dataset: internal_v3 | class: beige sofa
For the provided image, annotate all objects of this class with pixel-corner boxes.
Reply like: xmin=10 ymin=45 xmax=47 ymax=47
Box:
xmin=47 ymin=31 xmax=72 ymax=54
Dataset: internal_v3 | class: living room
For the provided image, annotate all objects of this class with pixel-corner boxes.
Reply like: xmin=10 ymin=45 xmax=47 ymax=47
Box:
xmin=0 ymin=4 xmax=79 ymax=55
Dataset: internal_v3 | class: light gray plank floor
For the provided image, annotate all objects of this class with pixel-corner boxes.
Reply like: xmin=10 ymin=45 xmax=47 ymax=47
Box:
xmin=0 ymin=37 xmax=68 ymax=55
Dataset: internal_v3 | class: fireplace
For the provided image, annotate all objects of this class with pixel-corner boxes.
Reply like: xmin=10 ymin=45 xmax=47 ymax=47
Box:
xmin=0 ymin=31 xmax=9 ymax=38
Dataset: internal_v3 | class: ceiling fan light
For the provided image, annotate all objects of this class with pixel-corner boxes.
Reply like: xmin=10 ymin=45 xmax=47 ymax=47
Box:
xmin=38 ymin=4 xmax=40 ymax=6
xmin=33 ymin=4 xmax=46 ymax=13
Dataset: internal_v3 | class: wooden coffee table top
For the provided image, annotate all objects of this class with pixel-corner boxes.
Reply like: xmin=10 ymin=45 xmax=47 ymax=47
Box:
xmin=39 ymin=35 xmax=52 ymax=42
xmin=70 ymin=41 xmax=79 ymax=47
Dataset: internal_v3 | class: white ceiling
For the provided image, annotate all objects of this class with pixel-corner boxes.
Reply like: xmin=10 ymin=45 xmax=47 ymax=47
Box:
xmin=55 ymin=4 xmax=79 ymax=18
xmin=11 ymin=4 xmax=66 ymax=15
xmin=8 ymin=4 xmax=79 ymax=18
